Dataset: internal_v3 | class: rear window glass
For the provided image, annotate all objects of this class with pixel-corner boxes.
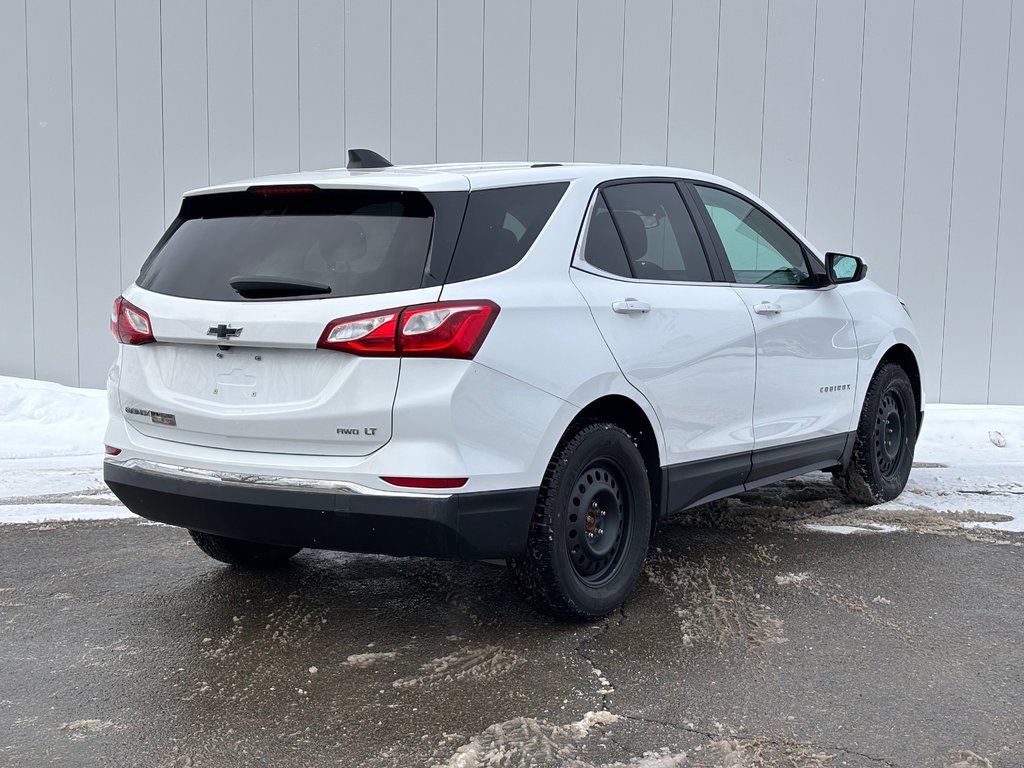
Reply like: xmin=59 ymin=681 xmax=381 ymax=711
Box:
xmin=138 ymin=189 xmax=437 ymax=301
xmin=445 ymin=183 xmax=569 ymax=283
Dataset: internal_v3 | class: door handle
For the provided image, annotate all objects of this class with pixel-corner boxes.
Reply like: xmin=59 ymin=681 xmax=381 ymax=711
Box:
xmin=752 ymin=301 xmax=782 ymax=316
xmin=612 ymin=299 xmax=651 ymax=315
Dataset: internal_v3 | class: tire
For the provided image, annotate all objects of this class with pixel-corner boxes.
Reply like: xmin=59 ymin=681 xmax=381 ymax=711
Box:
xmin=835 ymin=363 xmax=918 ymax=504
xmin=188 ymin=530 xmax=302 ymax=568
xmin=508 ymin=422 xmax=652 ymax=621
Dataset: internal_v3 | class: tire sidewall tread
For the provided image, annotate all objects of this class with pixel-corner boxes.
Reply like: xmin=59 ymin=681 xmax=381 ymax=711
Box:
xmin=509 ymin=422 xmax=652 ymax=621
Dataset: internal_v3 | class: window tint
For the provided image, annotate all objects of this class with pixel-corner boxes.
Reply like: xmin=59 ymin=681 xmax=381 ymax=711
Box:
xmin=694 ymin=185 xmax=812 ymax=287
xmin=138 ymin=189 xmax=436 ymax=301
xmin=446 ymin=183 xmax=568 ymax=283
xmin=582 ymin=197 xmax=632 ymax=277
xmin=600 ymin=182 xmax=712 ymax=282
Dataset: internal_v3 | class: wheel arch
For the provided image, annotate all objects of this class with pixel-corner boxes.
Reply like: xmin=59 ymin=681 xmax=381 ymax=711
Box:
xmin=877 ymin=343 xmax=923 ymax=420
xmin=561 ymin=394 xmax=664 ymax=524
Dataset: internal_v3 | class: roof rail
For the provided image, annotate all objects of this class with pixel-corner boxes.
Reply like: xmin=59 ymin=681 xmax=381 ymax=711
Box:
xmin=347 ymin=149 xmax=393 ymax=170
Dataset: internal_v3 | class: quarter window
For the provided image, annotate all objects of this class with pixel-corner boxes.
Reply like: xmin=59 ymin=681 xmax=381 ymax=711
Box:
xmin=694 ymin=185 xmax=813 ymax=287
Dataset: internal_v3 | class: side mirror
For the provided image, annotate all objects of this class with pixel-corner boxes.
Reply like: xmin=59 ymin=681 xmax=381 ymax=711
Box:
xmin=826 ymin=252 xmax=867 ymax=284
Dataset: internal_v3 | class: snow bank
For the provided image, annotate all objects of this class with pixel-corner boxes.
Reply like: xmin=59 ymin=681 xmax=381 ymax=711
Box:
xmin=0 ymin=375 xmax=106 ymax=460
xmin=0 ymin=375 xmax=130 ymax=524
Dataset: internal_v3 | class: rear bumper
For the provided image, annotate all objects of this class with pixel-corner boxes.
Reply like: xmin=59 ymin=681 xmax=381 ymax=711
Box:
xmin=104 ymin=460 xmax=537 ymax=559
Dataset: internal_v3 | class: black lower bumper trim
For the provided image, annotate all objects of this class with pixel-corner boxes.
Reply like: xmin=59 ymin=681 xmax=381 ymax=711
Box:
xmin=104 ymin=462 xmax=537 ymax=560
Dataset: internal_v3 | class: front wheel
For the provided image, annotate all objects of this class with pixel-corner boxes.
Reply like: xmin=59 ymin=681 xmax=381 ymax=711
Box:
xmin=835 ymin=363 xmax=918 ymax=504
xmin=508 ymin=422 xmax=652 ymax=621
xmin=188 ymin=530 xmax=302 ymax=567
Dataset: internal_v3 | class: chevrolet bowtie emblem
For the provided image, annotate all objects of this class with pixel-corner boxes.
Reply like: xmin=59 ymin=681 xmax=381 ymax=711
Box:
xmin=207 ymin=324 xmax=243 ymax=340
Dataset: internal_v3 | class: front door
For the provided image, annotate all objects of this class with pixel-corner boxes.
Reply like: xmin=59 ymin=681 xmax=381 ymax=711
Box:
xmin=689 ymin=183 xmax=859 ymax=480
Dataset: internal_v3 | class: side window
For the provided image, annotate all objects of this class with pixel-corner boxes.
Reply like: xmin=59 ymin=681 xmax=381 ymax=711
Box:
xmin=694 ymin=185 xmax=813 ymax=287
xmin=446 ymin=182 xmax=568 ymax=283
xmin=601 ymin=183 xmax=713 ymax=282
xmin=582 ymin=197 xmax=632 ymax=277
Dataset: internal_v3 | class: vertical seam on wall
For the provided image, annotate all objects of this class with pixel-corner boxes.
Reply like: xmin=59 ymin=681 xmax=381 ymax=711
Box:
xmin=526 ymin=0 xmax=533 ymax=159
xmin=757 ymin=0 xmax=769 ymax=196
xmin=479 ymin=0 xmax=485 ymax=160
xmin=572 ymin=0 xmax=580 ymax=161
xmin=850 ymin=0 xmax=868 ymax=252
xmin=68 ymin=0 xmax=80 ymax=385
xmin=712 ymin=0 xmax=723 ymax=173
xmin=896 ymin=0 xmax=917 ymax=296
xmin=388 ymin=0 xmax=393 ymax=158
xmin=297 ymin=0 xmax=302 ymax=170
xmin=938 ymin=0 xmax=966 ymax=403
xmin=802 ymin=0 xmax=818 ymax=232
xmin=617 ymin=0 xmax=626 ymax=162
xmin=158 ymin=0 xmax=166 ymax=223
xmin=986 ymin=0 xmax=1014 ymax=403
xmin=204 ymin=0 xmax=210 ymax=183
xmin=250 ymin=0 xmax=255 ymax=176
xmin=23 ymin=0 xmax=36 ymax=377
xmin=113 ymin=0 xmax=123 ymax=293
xmin=664 ymin=0 xmax=675 ymax=165
xmin=433 ymin=2 xmax=438 ymax=162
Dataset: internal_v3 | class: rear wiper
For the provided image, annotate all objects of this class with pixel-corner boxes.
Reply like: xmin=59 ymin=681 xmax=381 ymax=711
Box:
xmin=229 ymin=276 xmax=332 ymax=299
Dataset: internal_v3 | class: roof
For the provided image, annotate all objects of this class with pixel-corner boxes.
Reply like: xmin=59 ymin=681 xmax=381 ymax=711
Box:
xmin=183 ymin=161 xmax=726 ymax=197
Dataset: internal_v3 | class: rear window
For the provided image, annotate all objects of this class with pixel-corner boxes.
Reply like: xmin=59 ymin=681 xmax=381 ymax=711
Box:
xmin=138 ymin=189 xmax=440 ymax=301
xmin=445 ymin=182 xmax=569 ymax=283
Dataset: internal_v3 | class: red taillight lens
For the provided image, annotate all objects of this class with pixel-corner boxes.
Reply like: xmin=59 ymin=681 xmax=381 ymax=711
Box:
xmin=110 ymin=297 xmax=155 ymax=345
xmin=104 ymin=445 xmax=122 ymax=456
xmin=399 ymin=301 xmax=499 ymax=359
xmin=380 ymin=476 xmax=468 ymax=489
xmin=317 ymin=309 xmax=401 ymax=355
xmin=317 ymin=300 xmax=499 ymax=359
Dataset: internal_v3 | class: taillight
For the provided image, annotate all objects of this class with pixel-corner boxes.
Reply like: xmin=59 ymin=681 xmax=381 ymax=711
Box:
xmin=110 ymin=297 xmax=155 ymax=345
xmin=317 ymin=300 xmax=499 ymax=359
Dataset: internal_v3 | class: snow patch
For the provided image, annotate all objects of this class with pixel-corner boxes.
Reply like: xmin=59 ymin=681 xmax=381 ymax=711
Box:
xmin=774 ymin=572 xmax=810 ymax=585
xmin=393 ymin=645 xmax=524 ymax=688
xmin=61 ymin=719 xmax=112 ymax=739
xmin=342 ymin=652 xmax=399 ymax=669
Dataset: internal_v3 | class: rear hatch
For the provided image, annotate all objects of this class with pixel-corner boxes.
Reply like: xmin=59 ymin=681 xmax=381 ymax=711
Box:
xmin=116 ymin=183 xmax=468 ymax=456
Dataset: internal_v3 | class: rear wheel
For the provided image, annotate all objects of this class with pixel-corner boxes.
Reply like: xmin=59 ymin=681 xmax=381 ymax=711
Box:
xmin=835 ymin=363 xmax=918 ymax=504
xmin=509 ymin=422 xmax=652 ymax=620
xmin=188 ymin=530 xmax=301 ymax=567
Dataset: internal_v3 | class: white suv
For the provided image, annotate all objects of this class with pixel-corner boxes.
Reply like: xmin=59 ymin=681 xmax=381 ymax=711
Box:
xmin=104 ymin=150 xmax=923 ymax=619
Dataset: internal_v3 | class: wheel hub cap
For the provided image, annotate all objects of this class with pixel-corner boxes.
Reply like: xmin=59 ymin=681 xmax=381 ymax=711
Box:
xmin=566 ymin=461 xmax=629 ymax=583
xmin=876 ymin=390 xmax=906 ymax=477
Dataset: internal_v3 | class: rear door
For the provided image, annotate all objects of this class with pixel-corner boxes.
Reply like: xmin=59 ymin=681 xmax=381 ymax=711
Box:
xmin=570 ymin=180 xmax=756 ymax=507
xmin=688 ymin=183 xmax=858 ymax=477
xmin=117 ymin=185 xmax=466 ymax=456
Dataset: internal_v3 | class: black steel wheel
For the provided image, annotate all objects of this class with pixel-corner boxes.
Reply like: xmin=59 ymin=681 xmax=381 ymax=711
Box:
xmin=835 ymin=363 xmax=918 ymax=504
xmin=509 ymin=422 xmax=652 ymax=620
xmin=564 ymin=459 xmax=631 ymax=586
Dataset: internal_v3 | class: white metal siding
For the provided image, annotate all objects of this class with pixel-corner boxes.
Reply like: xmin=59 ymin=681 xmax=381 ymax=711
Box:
xmin=0 ymin=0 xmax=1019 ymax=404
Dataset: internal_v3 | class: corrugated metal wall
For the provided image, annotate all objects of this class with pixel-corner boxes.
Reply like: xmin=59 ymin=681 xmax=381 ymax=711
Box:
xmin=1 ymin=0 xmax=1020 ymax=403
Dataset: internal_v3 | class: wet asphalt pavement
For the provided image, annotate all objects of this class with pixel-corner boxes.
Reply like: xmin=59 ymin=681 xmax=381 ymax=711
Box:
xmin=2 ymin=486 xmax=1022 ymax=767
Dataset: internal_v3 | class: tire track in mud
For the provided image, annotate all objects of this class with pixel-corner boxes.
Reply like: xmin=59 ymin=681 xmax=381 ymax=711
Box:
xmin=674 ymin=473 xmax=1023 ymax=546
xmin=391 ymin=644 xmax=525 ymax=689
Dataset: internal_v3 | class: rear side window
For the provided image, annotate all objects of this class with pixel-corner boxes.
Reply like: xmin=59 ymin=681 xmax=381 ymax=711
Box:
xmin=138 ymin=189 xmax=439 ymax=301
xmin=445 ymin=183 xmax=568 ymax=283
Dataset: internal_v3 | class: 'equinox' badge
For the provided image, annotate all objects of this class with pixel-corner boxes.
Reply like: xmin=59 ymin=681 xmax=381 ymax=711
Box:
xmin=207 ymin=324 xmax=243 ymax=340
